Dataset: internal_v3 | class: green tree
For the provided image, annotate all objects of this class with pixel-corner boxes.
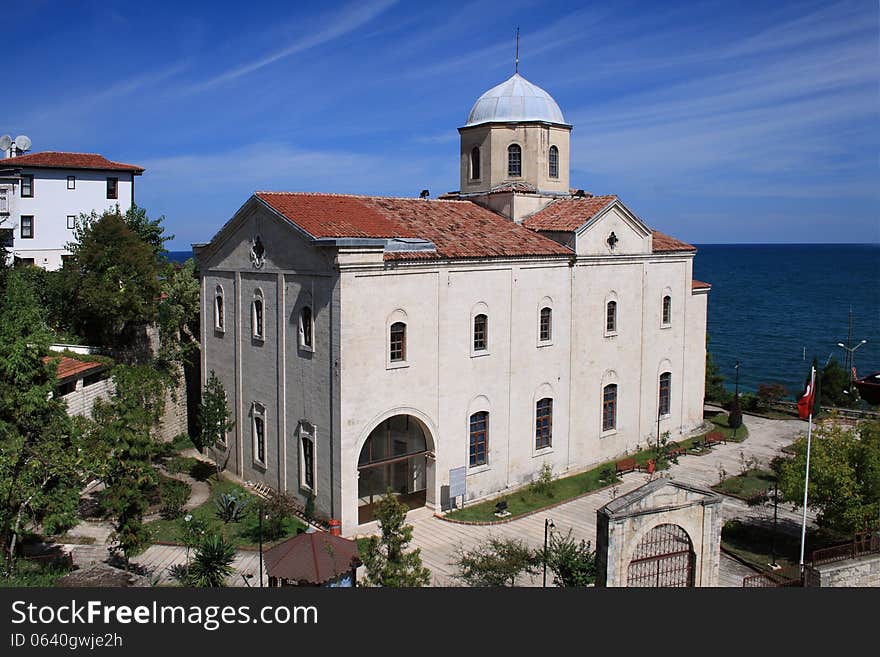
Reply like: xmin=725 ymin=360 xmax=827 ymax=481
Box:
xmin=820 ymin=357 xmax=851 ymax=408
xmin=197 ymin=372 xmax=233 ymax=465
xmin=756 ymin=383 xmax=788 ymax=410
xmin=452 ymin=536 xmax=539 ymax=587
xmin=360 ymin=492 xmax=431 ymax=587
xmin=93 ymin=365 xmax=167 ymax=566
xmin=63 ymin=210 xmax=161 ymax=350
xmin=705 ymin=335 xmax=728 ymax=403
xmin=728 ymin=393 xmax=743 ymax=430
xmin=543 ymin=529 xmax=596 ymax=587
xmin=184 ymin=534 xmax=236 ymax=587
xmin=0 ymin=270 xmax=94 ymax=574
xmin=157 ymin=258 xmax=200 ymax=366
xmin=778 ymin=420 xmax=880 ymax=535
xmin=122 ymin=205 xmax=174 ymax=261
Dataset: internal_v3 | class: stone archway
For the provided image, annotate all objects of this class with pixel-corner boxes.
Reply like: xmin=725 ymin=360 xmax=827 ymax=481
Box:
xmin=356 ymin=414 xmax=435 ymax=524
xmin=626 ymin=523 xmax=695 ymax=587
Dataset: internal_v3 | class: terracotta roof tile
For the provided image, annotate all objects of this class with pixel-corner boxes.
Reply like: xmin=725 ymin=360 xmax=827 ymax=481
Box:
xmin=522 ymin=195 xmax=617 ymax=231
xmin=264 ymin=532 xmax=361 ymax=585
xmin=0 ymin=152 xmax=144 ymax=173
xmin=256 ymin=192 xmax=572 ymax=261
xmin=692 ymin=279 xmax=711 ymax=290
xmin=652 ymin=231 xmax=697 ymax=252
xmin=44 ymin=355 xmax=104 ymax=381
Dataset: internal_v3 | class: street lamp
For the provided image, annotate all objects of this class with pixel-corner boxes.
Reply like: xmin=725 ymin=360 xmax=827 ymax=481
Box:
xmin=733 ymin=361 xmax=741 ymax=440
xmin=543 ymin=518 xmax=555 ymax=587
xmin=836 ymin=340 xmax=867 ymax=395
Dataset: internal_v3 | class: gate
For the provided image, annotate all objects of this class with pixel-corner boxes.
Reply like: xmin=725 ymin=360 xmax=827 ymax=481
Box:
xmin=626 ymin=524 xmax=695 ymax=587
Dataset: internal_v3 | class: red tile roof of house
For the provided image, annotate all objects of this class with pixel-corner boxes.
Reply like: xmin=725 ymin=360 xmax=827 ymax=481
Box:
xmin=0 ymin=152 xmax=144 ymax=173
xmin=692 ymin=279 xmax=711 ymax=290
xmin=652 ymin=231 xmax=697 ymax=252
xmin=522 ymin=195 xmax=618 ymax=232
xmin=256 ymin=192 xmax=573 ymax=261
xmin=44 ymin=355 xmax=104 ymax=381
xmin=264 ymin=531 xmax=361 ymax=585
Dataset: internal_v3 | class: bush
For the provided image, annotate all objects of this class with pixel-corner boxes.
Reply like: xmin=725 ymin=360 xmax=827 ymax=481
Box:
xmin=544 ymin=529 xmax=596 ymax=587
xmin=530 ymin=463 xmax=554 ymax=497
xmin=757 ymin=383 xmax=788 ymax=409
xmin=215 ymin=492 xmax=249 ymax=523
xmin=728 ymin=395 xmax=743 ymax=429
xmin=160 ymin=479 xmax=191 ymax=520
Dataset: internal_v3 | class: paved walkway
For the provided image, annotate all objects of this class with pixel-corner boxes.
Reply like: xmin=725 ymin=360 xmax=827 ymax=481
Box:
xmin=372 ymin=411 xmax=812 ymax=587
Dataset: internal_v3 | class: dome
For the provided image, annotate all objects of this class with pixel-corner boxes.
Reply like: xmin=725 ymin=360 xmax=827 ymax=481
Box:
xmin=465 ymin=73 xmax=567 ymax=127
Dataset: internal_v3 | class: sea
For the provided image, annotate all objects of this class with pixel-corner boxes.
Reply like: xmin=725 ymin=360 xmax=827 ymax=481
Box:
xmin=167 ymin=243 xmax=880 ymax=394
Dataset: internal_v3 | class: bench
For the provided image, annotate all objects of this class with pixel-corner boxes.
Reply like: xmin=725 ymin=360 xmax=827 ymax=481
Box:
xmin=666 ymin=446 xmax=686 ymax=459
xmin=615 ymin=457 xmax=638 ymax=475
xmin=705 ymin=431 xmax=726 ymax=446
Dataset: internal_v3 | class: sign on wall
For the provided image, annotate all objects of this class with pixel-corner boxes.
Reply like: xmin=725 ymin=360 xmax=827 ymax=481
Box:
xmin=449 ymin=466 xmax=466 ymax=501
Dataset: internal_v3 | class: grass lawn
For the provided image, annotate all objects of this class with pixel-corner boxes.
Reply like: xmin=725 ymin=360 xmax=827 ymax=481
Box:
xmin=705 ymin=411 xmax=748 ymax=442
xmin=712 ymin=468 xmax=777 ymax=501
xmin=0 ymin=560 xmax=72 ymax=587
xmin=146 ymin=479 xmax=306 ymax=550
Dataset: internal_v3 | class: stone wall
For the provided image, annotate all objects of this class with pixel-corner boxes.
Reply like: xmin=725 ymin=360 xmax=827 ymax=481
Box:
xmin=807 ymin=552 xmax=880 ymax=587
xmin=60 ymin=377 xmax=114 ymax=418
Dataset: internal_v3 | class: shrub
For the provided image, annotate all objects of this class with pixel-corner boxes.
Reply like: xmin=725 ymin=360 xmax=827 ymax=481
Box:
xmin=543 ymin=529 xmax=596 ymax=587
xmin=215 ymin=492 xmax=249 ymax=523
xmin=530 ymin=463 xmax=555 ymax=497
xmin=757 ymin=383 xmax=788 ymax=409
xmin=159 ymin=479 xmax=191 ymax=520
xmin=728 ymin=395 xmax=743 ymax=429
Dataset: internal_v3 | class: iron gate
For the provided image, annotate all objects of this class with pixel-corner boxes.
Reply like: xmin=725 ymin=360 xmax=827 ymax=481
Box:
xmin=626 ymin=523 xmax=695 ymax=587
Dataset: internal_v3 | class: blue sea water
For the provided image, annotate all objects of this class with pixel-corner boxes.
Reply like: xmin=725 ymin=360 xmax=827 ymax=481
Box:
xmin=168 ymin=244 xmax=880 ymax=394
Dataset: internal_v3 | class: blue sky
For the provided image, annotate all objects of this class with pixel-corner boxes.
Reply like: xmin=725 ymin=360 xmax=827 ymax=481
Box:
xmin=7 ymin=0 xmax=879 ymax=249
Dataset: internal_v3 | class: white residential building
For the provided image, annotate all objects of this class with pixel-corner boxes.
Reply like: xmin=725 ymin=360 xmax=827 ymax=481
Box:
xmin=0 ymin=151 xmax=144 ymax=270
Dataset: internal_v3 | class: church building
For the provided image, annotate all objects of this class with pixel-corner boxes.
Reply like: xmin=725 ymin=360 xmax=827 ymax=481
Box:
xmin=194 ymin=72 xmax=710 ymax=535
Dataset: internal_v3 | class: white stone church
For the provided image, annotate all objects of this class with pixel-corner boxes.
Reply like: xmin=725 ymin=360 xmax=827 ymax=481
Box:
xmin=195 ymin=72 xmax=710 ymax=535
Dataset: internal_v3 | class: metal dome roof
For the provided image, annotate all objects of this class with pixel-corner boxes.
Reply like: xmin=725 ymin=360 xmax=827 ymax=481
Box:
xmin=465 ymin=73 xmax=567 ymax=127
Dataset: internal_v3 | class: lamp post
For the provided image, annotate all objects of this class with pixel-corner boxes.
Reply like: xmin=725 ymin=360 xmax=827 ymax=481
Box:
xmin=543 ymin=518 xmax=555 ymax=587
xmin=258 ymin=507 xmax=263 ymax=587
xmin=733 ymin=361 xmax=741 ymax=440
xmin=836 ymin=340 xmax=867 ymax=396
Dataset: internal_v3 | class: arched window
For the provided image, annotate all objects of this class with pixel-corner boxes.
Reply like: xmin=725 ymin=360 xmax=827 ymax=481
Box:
xmin=606 ymin=300 xmax=617 ymax=333
xmin=507 ymin=144 xmax=522 ymax=177
xmin=390 ymin=322 xmax=406 ymax=362
xmin=299 ymin=422 xmax=315 ymax=491
xmin=603 ymin=384 xmax=617 ymax=432
xmin=471 ymin=147 xmax=481 ymax=180
xmin=662 ymin=295 xmax=671 ymax=326
xmin=549 ymin=145 xmax=559 ymax=178
xmin=539 ymin=307 xmax=552 ymax=342
xmin=214 ymin=286 xmax=224 ymax=331
xmin=659 ymin=372 xmax=671 ymax=416
xmin=469 ymin=411 xmax=489 ymax=467
xmin=536 ymin=398 xmax=553 ymax=449
xmin=473 ymin=313 xmax=488 ymax=351
xmin=299 ymin=306 xmax=313 ymax=349
xmin=252 ymin=290 xmax=264 ymax=340
xmin=252 ymin=402 xmax=266 ymax=466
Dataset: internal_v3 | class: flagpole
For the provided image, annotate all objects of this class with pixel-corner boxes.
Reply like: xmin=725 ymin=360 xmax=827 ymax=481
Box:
xmin=799 ymin=366 xmax=815 ymax=573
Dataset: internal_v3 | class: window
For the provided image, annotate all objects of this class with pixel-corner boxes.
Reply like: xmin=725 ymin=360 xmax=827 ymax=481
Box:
xmin=539 ymin=307 xmax=552 ymax=342
xmin=606 ymin=300 xmax=617 ymax=333
xmin=662 ymin=295 xmax=671 ymax=326
xmin=507 ymin=144 xmax=521 ymax=177
xmin=252 ymin=404 xmax=266 ymax=466
xmin=473 ymin=314 xmax=488 ymax=351
xmin=390 ymin=322 xmax=406 ymax=362
xmin=83 ymin=371 xmax=107 ymax=387
xmin=106 ymin=177 xmax=118 ymax=199
xmin=54 ymin=380 xmax=76 ymax=397
xmin=603 ymin=384 xmax=617 ymax=432
xmin=252 ymin=290 xmax=264 ymax=340
xmin=549 ymin=145 xmax=559 ymax=178
xmin=214 ymin=286 xmax=225 ymax=331
xmin=469 ymin=411 xmax=488 ymax=467
xmin=67 ymin=215 xmax=76 ymax=230
xmin=470 ymin=147 xmax=481 ymax=180
xmin=20 ymin=216 xmax=33 ymax=239
xmin=536 ymin=398 xmax=553 ymax=450
xmin=67 ymin=176 xmax=75 ymax=190
xmin=0 ymin=189 xmax=7 ymax=213
xmin=659 ymin=372 xmax=671 ymax=416
xmin=21 ymin=175 xmax=33 ymax=197
xmin=299 ymin=306 xmax=313 ymax=350
xmin=301 ymin=429 xmax=315 ymax=491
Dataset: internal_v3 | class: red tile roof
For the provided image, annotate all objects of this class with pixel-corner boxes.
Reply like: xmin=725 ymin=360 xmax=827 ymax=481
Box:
xmin=692 ymin=279 xmax=711 ymax=290
xmin=264 ymin=532 xmax=361 ymax=585
xmin=522 ymin=195 xmax=618 ymax=231
xmin=256 ymin=192 xmax=572 ymax=261
xmin=44 ymin=355 xmax=104 ymax=381
xmin=0 ymin=152 xmax=144 ymax=173
xmin=652 ymin=231 xmax=697 ymax=252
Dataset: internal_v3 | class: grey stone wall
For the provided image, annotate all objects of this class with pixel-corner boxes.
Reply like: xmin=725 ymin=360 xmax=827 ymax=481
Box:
xmin=59 ymin=377 xmax=114 ymax=418
xmin=808 ymin=553 xmax=880 ymax=587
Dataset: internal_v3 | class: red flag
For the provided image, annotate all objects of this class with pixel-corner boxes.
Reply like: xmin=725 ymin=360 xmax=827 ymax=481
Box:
xmin=797 ymin=368 xmax=815 ymax=420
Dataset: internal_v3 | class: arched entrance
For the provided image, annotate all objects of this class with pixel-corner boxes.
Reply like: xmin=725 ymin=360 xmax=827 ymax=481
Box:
xmin=626 ymin=523 xmax=695 ymax=587
xmin=357 ymin=415 xmax=433 ymax=524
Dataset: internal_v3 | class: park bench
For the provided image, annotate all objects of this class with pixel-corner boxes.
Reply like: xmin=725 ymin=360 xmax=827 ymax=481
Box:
xmin=615 ymin=457 xmax=638 ymax=475
xmin=705 ymin=431 xmax=726 ymax=447
xmin=666 ymin=446 xmax=686 ymax=459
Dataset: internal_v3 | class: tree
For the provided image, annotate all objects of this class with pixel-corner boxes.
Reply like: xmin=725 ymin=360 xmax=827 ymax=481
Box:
xmin=705 ymin=335 xmax=728 ymax=403
xmin=63 ymin=210 xmax=161 ymax=350
xmin=756 ymin=383 xmax=788 ymax=410
xmin=543 ymin=529 xmax=596 ymax=587
xmin=728 ymin=393 xmax=743 ymax=430
xmin=778 ymin=420 xmax=880 ymax=536
xmin=157 ymin=258 xmax=200 ymax=366
xmin=184 ymin=534 xmax=236 ymax=587
xmin=452 ymin=536 xmax=539 ymax=587
xmin=197 ymin=372 xmax=233 ymax=468
xmin=93 ymin=365 xmax=167 ymax=566
xmin=0 ymin=270 xmax=94 ymax=575
xmin=820 ymin=357 xmax=851 ymax=408
xmin=122 ymin=205 xmax=174 ymax=261
xmin=360 ymin=491 xmax=431 ymax=587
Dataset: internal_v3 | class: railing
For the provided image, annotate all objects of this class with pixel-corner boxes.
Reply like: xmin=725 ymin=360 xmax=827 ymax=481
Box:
xmin=775 ymin=401 xmax=880 ymax=421
xmin=811 ymin=533 xmax=880 ymax=566
xmin=742 ymin=572 xmax=803 ymax=588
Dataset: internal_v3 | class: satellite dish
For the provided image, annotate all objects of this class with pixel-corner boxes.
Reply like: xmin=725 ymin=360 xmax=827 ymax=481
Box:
xmin=14 ymin=135 xmax=31 ymax=152
xmin=0 ymin=135 xmax=11 ymax=151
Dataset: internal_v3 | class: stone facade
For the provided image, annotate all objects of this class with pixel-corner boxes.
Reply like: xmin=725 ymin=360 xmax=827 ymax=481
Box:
xmin=806 ymin=552 xmax=880 ymax=587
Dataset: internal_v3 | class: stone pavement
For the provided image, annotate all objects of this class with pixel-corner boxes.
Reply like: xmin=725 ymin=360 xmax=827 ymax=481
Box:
xmin=369 ymin=411 xmax=813 ymax=587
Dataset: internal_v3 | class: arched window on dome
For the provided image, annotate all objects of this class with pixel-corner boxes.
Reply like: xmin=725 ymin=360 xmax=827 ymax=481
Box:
xmin=508 ymin=144 xmax=522 ymax=177
xmin=549 ymin=145 xmax=559 ymax=179
xmin=470 ymin=147 xmax=481 ymax=180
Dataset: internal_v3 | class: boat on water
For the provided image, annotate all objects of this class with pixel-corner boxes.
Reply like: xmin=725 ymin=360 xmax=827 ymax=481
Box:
xmin=854 ymin=372 xmax=880 ymax=405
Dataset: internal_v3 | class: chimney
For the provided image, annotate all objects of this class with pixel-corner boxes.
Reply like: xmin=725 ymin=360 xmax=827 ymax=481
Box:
xmin=328 ymin=519 xmax=342 ymax=536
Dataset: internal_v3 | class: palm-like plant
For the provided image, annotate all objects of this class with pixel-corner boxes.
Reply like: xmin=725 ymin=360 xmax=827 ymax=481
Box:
xmin=185 ymin=534 xmax=236 ymax=587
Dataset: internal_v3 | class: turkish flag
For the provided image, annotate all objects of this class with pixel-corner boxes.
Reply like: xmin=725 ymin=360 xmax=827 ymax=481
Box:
xmin=797 ymin=369 xmax=815 ymax=420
